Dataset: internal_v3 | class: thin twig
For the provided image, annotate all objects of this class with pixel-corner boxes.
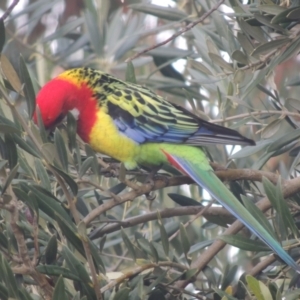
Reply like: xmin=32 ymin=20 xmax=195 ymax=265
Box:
xmin=126 ymin=0 xmax=225 ymax=62
xmin=0 ymin=0 xmax=20 ymax=21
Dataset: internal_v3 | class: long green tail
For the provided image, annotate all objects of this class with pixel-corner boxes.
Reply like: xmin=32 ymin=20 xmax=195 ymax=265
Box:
xmin=170 ymin=154 xmax=300 ymax=273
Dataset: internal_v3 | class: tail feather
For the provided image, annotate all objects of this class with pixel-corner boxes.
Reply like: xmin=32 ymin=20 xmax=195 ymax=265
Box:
xmin=170 ymin=154 xmax=300 ymax=273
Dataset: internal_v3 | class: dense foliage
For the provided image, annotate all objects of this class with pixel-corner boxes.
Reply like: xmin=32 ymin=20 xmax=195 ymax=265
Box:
xmin=1 ymin=0 xmax=300 ymax=299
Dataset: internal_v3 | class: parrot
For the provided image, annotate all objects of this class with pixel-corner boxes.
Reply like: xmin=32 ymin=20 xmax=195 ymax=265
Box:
xmin=34 ymin=67 xmax=300 ymax=272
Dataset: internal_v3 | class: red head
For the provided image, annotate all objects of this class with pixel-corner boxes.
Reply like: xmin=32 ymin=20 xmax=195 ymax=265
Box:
xmin=34 ymin=69 xmax=99 ymax=142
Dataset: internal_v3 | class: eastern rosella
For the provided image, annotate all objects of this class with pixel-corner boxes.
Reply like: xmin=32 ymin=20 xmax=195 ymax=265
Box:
xmin=34 ymin=67 xmax=300 ymax=272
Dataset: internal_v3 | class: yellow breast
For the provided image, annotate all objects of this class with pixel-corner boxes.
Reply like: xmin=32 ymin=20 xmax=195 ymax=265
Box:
xmin=88 ymin=110 xmax=140 ymax=169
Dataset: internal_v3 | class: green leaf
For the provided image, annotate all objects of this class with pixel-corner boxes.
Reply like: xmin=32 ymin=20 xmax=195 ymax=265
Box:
xmin=168 ymin=193 xmax=202 ymax=206
xmin=35 ymin=106 xmax=48 ymax=143
xmin=2 ymin=163 xmax=19 ymax=195
xmin=121 ymin=227 xmax=136 ymax=261
xmin=158 ymin=219 xmax=169 ymax=257
xmin=246 ymin=275 xmax=269 ymax=300
xmin=218 ymin=234 xmax=270 ymax=251
xmin=267 ymin=129 xmax=300 ymax=153
xmin=19 ymin=55 xmax=36 ymax=118
xmin=113 ymin=288 xmax=130 ymax=300
xmin=263 ymin=177 xmax=298 ymax=237
xmin=35 ymin=159 xmax=51 ymax=191
xmin=51 ymin=165 xmax=78 ymax=195
xmin=36 ymin=265 xmax=81 ymax=281
xmin=129 ymin=3 xmax=188 ymax=21
xmin=0 ymin=55 xmax=22 ymax=94
xmin=52 ymin=275 xmax=67 ymax=300
xmin=1 ymin=254 xmax=19 ymax=298
xmin=4 ymin=134 xmax=18 ymax=169
xmin=125 ymin=62 xmax=137 ymax=84
xmin=251 ymin=38 xmax=290 ymax=57
xmin=54 ymin=128 xmax=68 ymax=172
xmin=12 ymin=134 xmax=40 ymax=157
xmin=241 ymin=195 xmax=276 ymax=239
xmin=179 ymin=223 xmax=190 ymax=256
xmin=0 ymin=19 xmax=5 ymax=54
xmin=45 ymin=235 xmax=58 ymax=265
xmin=79 ymin=156 xmax=94 ymax=178
xmin=67 ymin=112 xmax=77 ymax=151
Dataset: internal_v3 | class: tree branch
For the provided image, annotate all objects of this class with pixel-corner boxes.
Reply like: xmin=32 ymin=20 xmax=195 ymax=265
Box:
xmin=90 ymin=205 xmax=234 ymax=239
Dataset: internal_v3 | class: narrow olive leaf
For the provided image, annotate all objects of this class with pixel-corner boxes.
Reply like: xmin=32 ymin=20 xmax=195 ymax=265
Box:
xmin=77 ymin=221 xmax=88 ymax=242
xmin=285 ymin=98 xmax=300 ymax=111
xmin=168 ymin=193 xmax=202 ymax=206
xmin=125 ymin=61 xmax=136 ymax=84
xmin=267 ymin=129 xmax=300 ymax=153
xmin=88 ymin=240 xmax=105 ymax=274
xmin=246 ymin=275 xmax=265 ymax=300
xmin=136 ymin=237 xmax=152 ymax=257
xmin=12 ymin=134 xmax=40 ymax=158
xmin=239 ymin=19 xmax=267 ymax=43
xmin=221 ymin=265 xmax=238 ymax=291
xmin=35 ymin=106 xmax=47 ymax=143
xmin=1 ymin=255 xmax=19 ymax=299
xmin=253 ymin=13 xmax=286 ymax=33
xmin=67 ymin=112 xmax=77 ymax=151
xmin=241 ymin=195 xmax=276 ymax=239
xmin=34 ymin=159 xmax=51 ymax=191
xmin=231 ymin=50 xmax=248 ymax=65
xmin=179 ymin=223 xmax=190 ymax=256
xmin=129 ymin=3 xmax=188 ymax=21
xmin=45 ymin=235 xmax=58 ymax=265
xmin=287 ymin=7 xmax=300 ymax=20
xmin=149 ymin=242 xmax=159 ymax=263
xmin=0 ymin=283 xmax=8 ymax=300
xmin=257 ymin=5 xmax=286 ymax=15
xmin=121 ymin=227 xmax=136 ymax=260
xmin=261 ymin=119 xmax=282 ymax=139
xmin=0 ymin=55 xmax=23 ymax=94
xmin=42 ymin=17 xmax=84 ymax=43
xmin=286 ymin=76 xmax=300 ymax=87
xmin=251 ymin=38 xmax=290 ymax=57
xmin=84 ymin=0 xmax=104 ymax=56
xmin=157 ymin=220 xmax=169 ymax=257
xmin=52 ymin=275 xmax=67 ymax=300
xmin=208 ymin=53 xmax=234 ymax=72
xmin=218 ymin=234 xmax=270 ymax=251
xmin=256 ymin=83 xmax=278 ymax=100
xmin=4 ymin=134 xmax=18 ymax=169
xmin=271 ymin=6 xmax=299 ymax=24
xmin=113 ymin=288 xmax=130 ymax=300
xmin=119 ymin=163 xmax=126 ymax=182
xmin=51 ymin=165 xmax=78 ymax=195
xmin=0 ymin=124 xmax=20 ymax=134
xmin=1 ymin=163 xmax=19 ymax=195
xmin=236 ymin=32 xmax=254 ymax=55
xmin=264 ymin=177 xmax=299 ymax=237
xmin=19 ymin=55 xmax=36 ymax=118
xmin=272 ymin=36 xmax=300 ymax=67
xmin=190 ymin=59 xmax=213 ymax=76
xmin=28 ymin=185 xmax=73 ymax=223
xmin=0 ymin=19 xmax=5 ymax=54
xmin=78 ymin=156 xmax=94 ymax=178
xmin=54 ymin=128 xmax=68 ymax=172
xmin=61 ymin=246 xmax=93 ymax=285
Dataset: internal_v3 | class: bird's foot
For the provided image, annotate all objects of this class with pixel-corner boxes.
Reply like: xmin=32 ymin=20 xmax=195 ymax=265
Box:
xmin=101 ymin=163 xmax=120 ymax=178
xmin=145 ymin=173 xmax=170 ymax=188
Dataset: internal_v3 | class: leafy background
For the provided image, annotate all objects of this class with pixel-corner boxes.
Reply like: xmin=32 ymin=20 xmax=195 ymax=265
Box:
xmin=1 ymin=0 xmax=300 ymax=299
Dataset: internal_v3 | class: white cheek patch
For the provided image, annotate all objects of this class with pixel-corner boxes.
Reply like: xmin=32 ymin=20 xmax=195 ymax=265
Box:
xmin=70 ymin=108 xmax=80 ymax=120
